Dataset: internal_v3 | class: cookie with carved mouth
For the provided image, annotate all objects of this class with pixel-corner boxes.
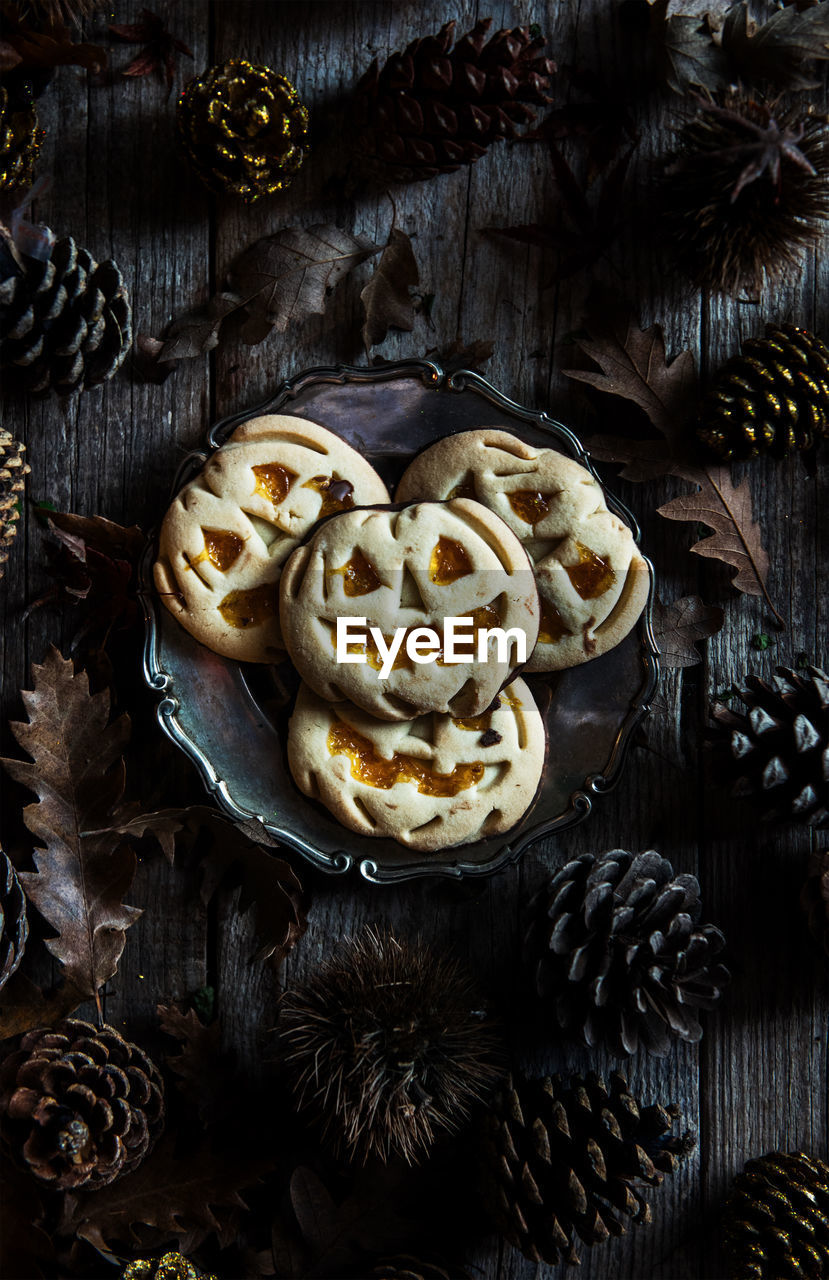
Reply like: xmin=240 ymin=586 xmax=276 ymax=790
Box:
xmin=288 ymin=676 xmax=545 ymax=850
xmin=278 ymin=498 xmax=540 ymax=721
xmin=396 ymin=428 xmax=650 ymax=672
xmin=153 ymin=415 xmax=390 ymax=662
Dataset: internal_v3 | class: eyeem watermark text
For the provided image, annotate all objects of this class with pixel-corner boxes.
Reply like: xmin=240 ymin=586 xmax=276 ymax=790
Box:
xmin=336 ymin=617 xmax=528 ymax=679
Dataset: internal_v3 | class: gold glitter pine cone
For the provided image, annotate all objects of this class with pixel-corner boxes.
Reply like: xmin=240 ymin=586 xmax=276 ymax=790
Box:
xmin=0 ymin=85 xmax=43 ymax=193
xmin=121 ymin=1253 xmax=216 ymax=1280
xmin=177 ymin=58 xmax=309 ymax=201
xmin=721 ymin=1151 xmax=829 ymax=1279
xmin=0 ymin=428 xmax=29 ymax=577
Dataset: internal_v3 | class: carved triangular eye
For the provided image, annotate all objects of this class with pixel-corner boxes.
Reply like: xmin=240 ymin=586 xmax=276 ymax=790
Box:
xmin=400 ymin=565 xmax=428 ymax=610
xmin=252 ymin=462 xmax=297 ymax=505
xmin=200 ymin=528 xmax=243 ymax=571
xmin=430 ymin=536 xmax=472 ymax=585
xmin=331 ymin=548 xmax=383 ymax=596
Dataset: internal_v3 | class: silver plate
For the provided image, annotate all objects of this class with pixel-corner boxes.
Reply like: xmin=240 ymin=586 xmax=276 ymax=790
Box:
xmin=139 ymin=360 xmax=659 ymax=883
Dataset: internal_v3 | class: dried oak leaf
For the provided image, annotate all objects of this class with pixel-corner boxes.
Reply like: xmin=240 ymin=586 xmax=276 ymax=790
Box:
xmin=524 ymin=65 xmax=639 ymax=181
xmin=644 ymin=1 xmax=728 ymax=93
xmin=0 ymin=649 xmax=182 ymax=1001
xmin=0 ymin=9 xmax=106 ymax=73
xmin=109 ymin=7 xmax=193 ymax=97
xmin=360 ymin=228 xmax=419 ymax=354
xmin=486 ymin=143 xmax=633 ymax=282
xmin=721 ymin=1 xmax=829 ymax=90
xmin=152 ymin=226 xmax=381 ymax=364
xmin=181 ymin=808 xmax=306 ymax=965
xmin=26 ymin=509 xmax=145 ymax=651
xmin=0 ymin=971 xmax=85 ymax=1041
xmin=59 ymin=1134 xmax=267 ymax=1257
xmin=157 ymin=1001 xmax=229 ymax=1122
xmin=428 ymin=338 xmax=495 ymax=373
xmin=563 ymin=301 xmax=783 ymax=625
xmin=652 ymin=594 xmax=725 ymax=667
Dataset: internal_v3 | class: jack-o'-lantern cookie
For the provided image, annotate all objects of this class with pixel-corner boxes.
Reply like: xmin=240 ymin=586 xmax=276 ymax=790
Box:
xmin=288 ymin=676 xmax=545 ymax=850
xmin=279 ymin=499 xmax=540 ymax=721
xmin=396 ymin=428 xmax=650 ymax=672
xmin=153 ymin=415 xmax=390 ymax=662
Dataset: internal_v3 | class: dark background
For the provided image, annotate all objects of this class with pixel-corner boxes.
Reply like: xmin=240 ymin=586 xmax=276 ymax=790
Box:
xmin=1 ymin=2 xmax=827 ymax=1277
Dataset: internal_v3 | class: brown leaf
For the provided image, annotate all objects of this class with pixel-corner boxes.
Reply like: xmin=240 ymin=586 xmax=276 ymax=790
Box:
xmin=47 ymin=510 xmax=145 ymax=562
xmin=1 ymin=650 xmax=141 ymax=1001
xmin=652 ymin=595 xmax=725 ymax=667
xmin=722 ymin=1 xmax=829 ymax=89
xmin=109 ymin=7 xmax=192 ymax=96
xmin=360 ymin=228 xmax=419 ymax=353
xmin=154 ymin=293 xmax=241 ymax=364
xmin=181 ymin=808 xmax=307 ymax=965
xmin=0 ymin=971 xmax=84 ymax=1042
xmin=563 ymin=303 xmax=698 ymax=456
xmin=486 ymin=144 xmax=634 ymax=282
xmin=428 ymin=337 xmax=495 ymax=373
xmin=659 ymin=9 xmax=727 ymax=93
xmin=60 ymin=1134 xmax=266 ymax=1255
xmin=229 ymin=225 xmax=381 ymax=343
xmin=564 ymin=301 xmax=783 ymax=624
xmin=157 ymin=1001 xmax=229 ymax=1120
xmin=658 ymin=467 xmax=779 ymax=610
xmin=99 ymin=806 xmax=185 ymax=863
xmin=0 ymin=11 xmax=106 ymax=72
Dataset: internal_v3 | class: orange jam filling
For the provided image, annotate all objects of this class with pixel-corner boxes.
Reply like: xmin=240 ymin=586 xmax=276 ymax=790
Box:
xmin=565 ymin=542 xmax=616 ymax=599
xmin=252 ymin=462 xmax=297 ymax=505
xmin=448 ymin=477 xmax=477 ymax=501
xmin=430 ymin=536 xmax=472 ymax=585
xmin=508 ymin=490 xmax=553 ymax=525
xmin=199 ymin=528 xmax=243 ymax=572
xmin=328 ymin=720 xmax=484 ymax=797
xmin=218 ymin=583 xmax=275 ymax=629
xmin=331 ymin=549 xmax=383 ymax=597
xmin=538 ymin=599 xmax=572 ymax=644
xmin=452 ymin=687 xmax=521 ymax=730
xmin=304 ymin=475 xmax=355 ymax=518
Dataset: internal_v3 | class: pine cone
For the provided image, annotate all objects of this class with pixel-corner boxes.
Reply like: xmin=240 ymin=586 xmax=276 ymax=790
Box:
xmin=709 ymin=666 xmax=829 ymax=826
xmin=482 ymin=1071 xmax=693 ymax=1266
xmin=121 ymin=1254 xmax=216 ymax=1280
xmin=0 ymin=848 xmax=28 ymax=992
xmin=697 ymin=324 xmax=829 ymax=462
xmin=721 ymin=1151 xmax=829 ymax=1279
xmin=0 ymin=85 xmax=42 ymax=191
xmin=527 ymin=849 xmax=729 ymax=1056
xmin=177 ymin=59 xmax=309 ymax=200
xmin=801 ymin=849 xmax=829 ymax=956
xmin=0 ymin=427 xmax=29 ymax=578
xmin=0 ymin=1018 xmax=164 ymax=1190
xmin=371 ymin=1259 xmax=469 ymax=1280
xmin=352 ymin=19 xmax=555 ymax=183
xmin=0 ymin=222 xmax=132 ymax=396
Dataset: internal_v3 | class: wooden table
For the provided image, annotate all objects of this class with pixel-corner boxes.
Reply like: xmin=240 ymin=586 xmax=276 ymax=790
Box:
xmin=1 ymin=3 xmax=826 ymax=1278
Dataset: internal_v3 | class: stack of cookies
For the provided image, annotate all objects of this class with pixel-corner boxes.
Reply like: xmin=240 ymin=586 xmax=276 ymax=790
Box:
xmin=154 ymin=419 xmax=649 ymax=852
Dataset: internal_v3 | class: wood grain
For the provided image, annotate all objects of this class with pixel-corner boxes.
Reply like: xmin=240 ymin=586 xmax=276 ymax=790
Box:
xmin=0 ymin=2 xmax=826 ymax=1277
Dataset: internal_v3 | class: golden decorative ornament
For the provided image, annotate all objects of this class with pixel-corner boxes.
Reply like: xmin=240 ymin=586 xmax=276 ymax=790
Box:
xmin=121 ymin=1253 xmax=216 ymax=1280
xmin=177 ymin=58 xmax=309 ymax=200
xmin=0 ymin=428 xmax=30 ymax=578
xmin=0 ymin=86 xmax=43 ymax=192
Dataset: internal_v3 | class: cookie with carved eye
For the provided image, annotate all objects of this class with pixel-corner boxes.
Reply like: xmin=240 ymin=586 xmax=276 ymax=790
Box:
xmin=153 ymin=415 xmax=390 ymax=662
xmin=279 ymin=498 xmax=540 ymax=721
xmin=396 ymin=428 xmax=650 ymax=672
xmin=288 ymin=677 xmax=545 ymax=850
